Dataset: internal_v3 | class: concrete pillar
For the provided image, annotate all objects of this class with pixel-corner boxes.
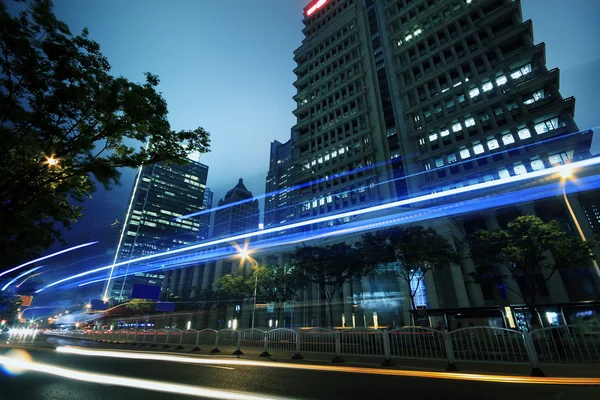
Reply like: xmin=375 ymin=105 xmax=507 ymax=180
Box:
xmin=458 ymin=244 xmax=486 ymax=307
xmin=190 ymin=264 xmax=202 ymax=298
xmin=212 ymin=260 xmax=223 ymax=289
xmin=177 ymin=267 xmax=188 ymax=297
xmin=201 ymin=261 xmax=212 ymax=290
xmin=169 ymin=269 xmax=180 ymax=296
xmin=423 ymin=271 xmax=440 ymax=309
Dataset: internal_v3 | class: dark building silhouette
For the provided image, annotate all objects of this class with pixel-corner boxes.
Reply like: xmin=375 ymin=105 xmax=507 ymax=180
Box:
xmin=265 ymin=138 xmax=294 ymax=229
xmin=199 ymin=188 xmax=213 ymax=240
xmin=213 ymin=179 xmax=260 ymax=237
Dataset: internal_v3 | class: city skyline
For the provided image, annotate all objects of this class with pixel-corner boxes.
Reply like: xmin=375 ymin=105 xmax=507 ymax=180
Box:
xmin=47 ymin=0 xmax=600 ymax=208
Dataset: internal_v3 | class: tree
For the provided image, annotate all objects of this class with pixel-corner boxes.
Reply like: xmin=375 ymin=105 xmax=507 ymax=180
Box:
xmin=0 ymin=0 xmax=211 ymax=269
xmin=254 ymin=264 xmax=305 ymax=326
xmin=215 ymin=273 xmax=254 ymax=323
xmin=123 ymin=298 xmax=154 ymax=313
xmin=467 ymin=216 xmax=593 ymax=325
xmin=0 ymin=293 xmax=22 ymax=325
xmin=357 ymin=225 xmax=458 ymax=312
xmin=291 ymin=243 xmax=370 ymax=328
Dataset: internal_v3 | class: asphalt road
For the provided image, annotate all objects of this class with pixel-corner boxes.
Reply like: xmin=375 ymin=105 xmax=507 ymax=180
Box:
xmin=0 ymin=338 xmax=599 ymax=400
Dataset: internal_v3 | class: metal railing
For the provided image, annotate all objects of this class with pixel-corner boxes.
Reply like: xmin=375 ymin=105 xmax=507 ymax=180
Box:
xmin=46 ymin=324 xmax=600 ymax=376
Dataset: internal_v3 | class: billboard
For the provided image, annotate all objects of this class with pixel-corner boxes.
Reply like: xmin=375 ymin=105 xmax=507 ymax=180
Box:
xmin=90 ymin=299 xmax=109 ymax=311
xmin=131 ymin=284 xmax=161 ymax=301
xmin=20 ymin=296 xmax=33 ymax=307
xmin=156 ymin=302 xmax=175 ymax=312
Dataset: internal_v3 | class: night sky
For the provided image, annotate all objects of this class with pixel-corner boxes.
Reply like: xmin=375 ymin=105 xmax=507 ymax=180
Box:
xmin=9 ymin=0 xmax=600 ymax=306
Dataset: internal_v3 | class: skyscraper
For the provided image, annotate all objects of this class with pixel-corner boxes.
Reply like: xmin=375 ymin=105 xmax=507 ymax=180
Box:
xmin=199 ymin=188 xmax=213 ymax=240
xmin=265 ymin=138 xmax=294 ymax=229
xmin=290 ymin=0 xmax=592 ymax=227
xmin=213 ymin=179 xmax=260 ymax=238
xmin=106 ymin=160 xmax=209 ymax=301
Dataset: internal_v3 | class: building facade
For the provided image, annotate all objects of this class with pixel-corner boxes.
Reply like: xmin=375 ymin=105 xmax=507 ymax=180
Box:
xmin=106 ymin=160 xmax=209 ymax=301
xmin=213 ymin=179 xmax=260 ymax=238
xmin=199 ymin=188 xmax=213 ymax=241
xmin=265 ymin=138 xmax=294 ymax=229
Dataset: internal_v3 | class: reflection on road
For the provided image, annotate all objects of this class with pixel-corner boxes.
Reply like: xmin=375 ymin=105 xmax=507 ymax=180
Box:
xmin=55 ymin=346 xmax=600 ymax=386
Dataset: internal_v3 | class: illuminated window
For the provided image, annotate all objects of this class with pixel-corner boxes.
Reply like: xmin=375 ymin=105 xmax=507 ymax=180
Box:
xmin=535 ymin=117 xmax=561 ymax=134
xmin=498 ymin=168 xmax=510 ymax=179
xmin=511 ymin=63 xmax=532 ymax=79
xmin=452 ymin=122 xmax=462 ymax=132
xmin=514 ymin=164 xmax=527 ymax=175
xmin=332 ymin=150 xmax=338 ymax=157
xmin=518 ymin=128 xmax=531 ymax=140
xmin=487 ymin=138 xmax=499 ymax=150
xmin=318 ymin=157 xmax=323 ymax=164
xmin=530 ymin=159 xmax=545 ymax=171
xmin=469 ymin=87 xmax=480 ymax=98
xmin=429 ymin=133 xmax=438 ymax=142
xmin=312 ymin=200 xmax=318 ymax=208
xmin=465 ymin=117 xmax=475 ymax=127
xmin=324 ymin=154 xmax=330 ymax=161
xmin=435 ymin=158 xmax=444 ymax=167
xmin=460 ymin=148 xmax=471 ymax=159
xmin=440 ymin=129 xmax=450 ymax=137
xmin=327 ymin=196 xmax=333 ymax=203
xmin=410 ymin=269 xmax=428 ymax=308
xmin=473 ymin=143 xmax=484 ymax=154
xmin=482 ymin=81 xmax=493 ymax=92
xmin=524 ymin=89 xmax=545 ymax=105
xmin=502 ymin=134 xmax=515 ymax=145
xmin=319 ymin=198 xmax=325 ymax=206
xmin=448 ymin=153 xmax=457 ymax=163
xmin=496 ymin=75 xmax=507 ymax=86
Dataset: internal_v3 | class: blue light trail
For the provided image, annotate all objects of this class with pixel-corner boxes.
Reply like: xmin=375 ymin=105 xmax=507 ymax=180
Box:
xmin=35 ymin=156 xmax=600 ymax=294
xmin=0 ymin=241 xmax=98 ymax=280
xmin=1 ymin=267 xmax=44 ymax=291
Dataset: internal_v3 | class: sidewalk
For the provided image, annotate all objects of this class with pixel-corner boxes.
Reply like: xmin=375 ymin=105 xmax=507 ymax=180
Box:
xmin=42 ymin=335 xmax=600 ymax=379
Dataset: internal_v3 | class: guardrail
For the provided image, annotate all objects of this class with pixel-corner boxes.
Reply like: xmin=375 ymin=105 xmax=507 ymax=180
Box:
xmin=46 ymin=324 xmax=600 ymax=376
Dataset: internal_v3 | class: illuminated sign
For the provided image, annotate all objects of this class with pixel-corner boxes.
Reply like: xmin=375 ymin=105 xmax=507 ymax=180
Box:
xmin=306 ymin=0 xmax=328 ymax=17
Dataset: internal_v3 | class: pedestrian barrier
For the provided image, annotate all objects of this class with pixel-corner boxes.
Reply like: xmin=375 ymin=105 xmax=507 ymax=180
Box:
xmin=530 ymin=325 xmax=600 ymax=365
xmin=299 ymin=328 xmax=336 ymax=354
xmin=449 ymin=327 xmax=529 ymax=364
xmin=339 ymin=328 xmax=384 ymax=357
xmin=388 ymin=327 xmax=447 ymax=361
xmin=44 ymin=324 xmax=600 ymax=376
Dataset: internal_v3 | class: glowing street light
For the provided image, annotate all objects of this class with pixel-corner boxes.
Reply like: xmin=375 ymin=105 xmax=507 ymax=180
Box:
xmin=43 ymin=155 xmax=60 ymax=167
xmin=236 ymin=243 xmax=259 ymax=329
xmin=560 ymin=166 xmax=600 ymax=280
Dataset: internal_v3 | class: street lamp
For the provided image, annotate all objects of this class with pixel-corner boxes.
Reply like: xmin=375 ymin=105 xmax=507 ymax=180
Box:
xmin=560 ymin=166 xmax=600 ymax=280
xmin=43 ymin=154 xmax=59 ymax=167
xmin=237 ymin=244 xmax=259 ymax=329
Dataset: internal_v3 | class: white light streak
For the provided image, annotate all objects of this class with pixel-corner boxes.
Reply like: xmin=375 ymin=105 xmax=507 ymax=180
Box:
xmin=0 ymin=242 xmax=98 ymax=279
xmin=0 ymin=355 xmax=288 ymax=400
xmin=1 ymin=267 xmax=43 ymax=291
xmin=54 ymin=347 xmax=600 ymax=386
xmin=37 ymin=156 xmax=600 ymax=294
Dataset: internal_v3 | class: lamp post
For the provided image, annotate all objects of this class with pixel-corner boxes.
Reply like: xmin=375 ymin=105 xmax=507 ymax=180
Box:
xmin=560 ymin=166 xmax=600 ymax=280
xmin=239 ymin=248 xmax=259 ymax=329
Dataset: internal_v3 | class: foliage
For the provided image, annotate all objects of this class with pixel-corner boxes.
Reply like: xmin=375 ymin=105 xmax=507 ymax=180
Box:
xmin=467 ymin=216 xmax=593 ymax=314
xmin=0 ymin=293 xmax=22 ymax=324
xmin=215 ymin=274 xmax=254 ymax=302
xmin=291 ymin=243 xmax=370 ymax=328
xmin=123 ymin=298 xmax=154 ymax=313
xmin=0 ymin=0 xmax=211 ymax=269
xmin=357 ymin=225 xmax=458 ymax=310
xmin=254 ymin=264 xmax=305 ymax=324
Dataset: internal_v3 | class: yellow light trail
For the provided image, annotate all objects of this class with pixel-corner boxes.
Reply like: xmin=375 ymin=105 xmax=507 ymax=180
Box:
xmin=55 ymin=347 xmax=600 ymax=386
xmin=0 ymin=355 xmax=290 ymax=400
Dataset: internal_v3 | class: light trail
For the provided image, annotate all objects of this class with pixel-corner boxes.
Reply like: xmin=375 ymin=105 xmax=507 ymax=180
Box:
xmin=76 ymin=171 xmax=600 ymax=290
xmin=0 ymin=241 xmax=98 ymax=280
xmin=0 ymin=355 xmax=290 ymax=400
xmin=55 ymin=347 xmax=600 ymax=386
xmin=178 ymin=128 xmax=595 ymax=221
xmin=36 ymin=156 xmax=600 ymax=294
xmin=16 ymin=272 xmax=43 ymax=288
xmin=1 ymin=267 xmax=43 ymax=291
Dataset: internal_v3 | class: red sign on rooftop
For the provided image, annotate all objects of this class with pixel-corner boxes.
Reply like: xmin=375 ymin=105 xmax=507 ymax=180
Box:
xmin=305 ymin=0 xmax=329 ymax=17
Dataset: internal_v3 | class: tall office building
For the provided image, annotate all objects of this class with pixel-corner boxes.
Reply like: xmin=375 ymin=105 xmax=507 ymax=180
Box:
xmin=106 ymin=161 xmax=209 ymax=301
xmin=265 ymin=138 xmax=294 ymax=229
xmin=199 ymin=188 xmax=213 ymax=240
xmin=213 ymin=179 xmax=260 ymax=237
xmin=291 ymin=0 xmax=592 ymax=227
